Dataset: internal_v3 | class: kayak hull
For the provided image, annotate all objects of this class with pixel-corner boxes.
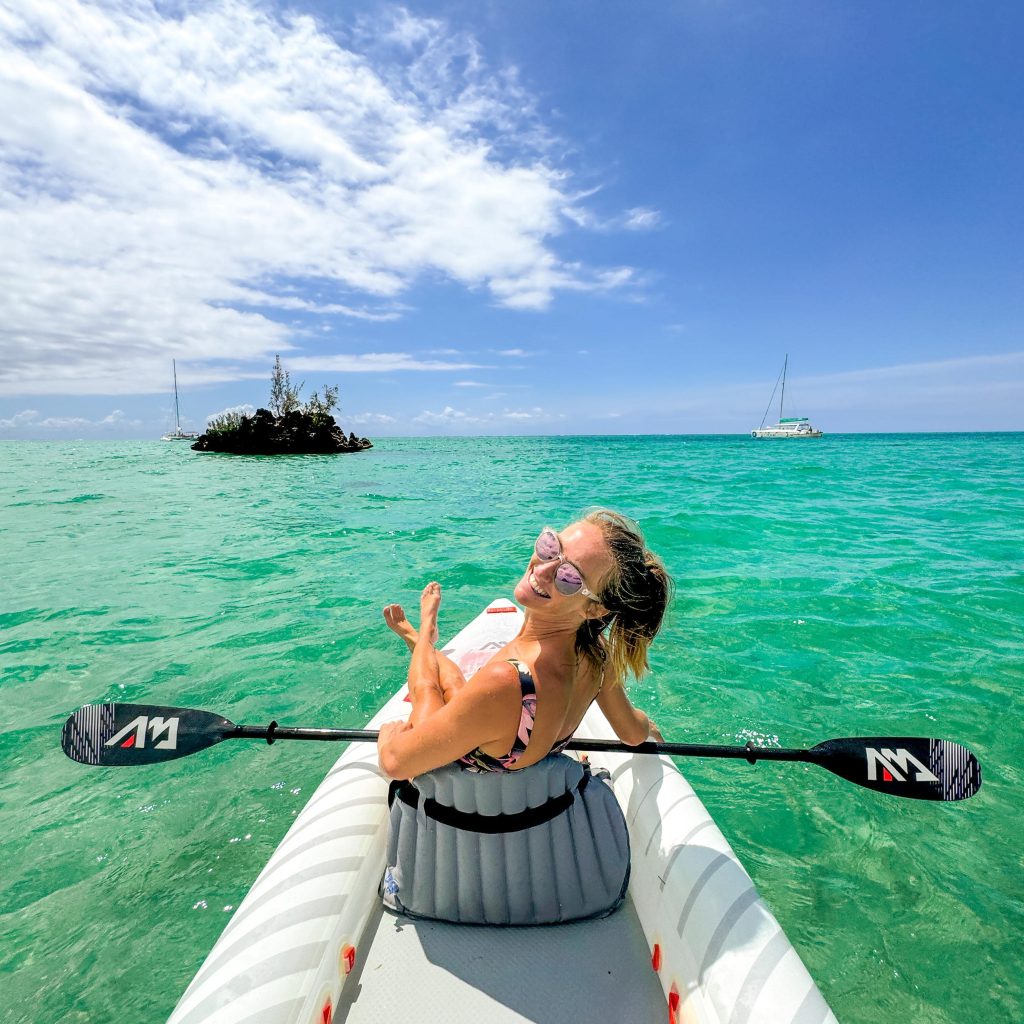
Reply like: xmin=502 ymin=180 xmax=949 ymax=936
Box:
xmin=168 ymin=600 xmax=836 ymax=1024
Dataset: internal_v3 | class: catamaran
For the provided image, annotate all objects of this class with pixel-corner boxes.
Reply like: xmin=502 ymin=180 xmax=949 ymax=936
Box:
xmin=161 ymin=359 xmax=199 ymax=441
xmin=751 ymin=355 xmax=823 ymax=438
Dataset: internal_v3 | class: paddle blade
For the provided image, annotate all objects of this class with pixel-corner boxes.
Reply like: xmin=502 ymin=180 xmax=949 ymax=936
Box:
xmin=810 ymin=737 xmax=982 ymax=801
xmin=61 ymin=703 xmax=235 ymax=766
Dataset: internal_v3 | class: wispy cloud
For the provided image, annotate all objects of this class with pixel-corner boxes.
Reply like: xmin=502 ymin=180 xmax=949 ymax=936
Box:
xmin=348 ymin=411 xmax=397 ymax=425
xmin=204 ymin=403 xmax=256 ymax=425
xmin=0 ymin=1 xmax=637 ymax=397
xmin=626 ymin=351 xmax=1024 ymax=431
xmin=285 ymin=353 xmax=480 ymax=373
xmin=0 ymin=408 xmax=142 ymax=431
xmin=623 ymin=207 xmax=662 ymax=231
xmin=412 ymin=403 xmax=563 ymax=430
xmin=562 ymin=203 xmax=663 ymax=233
xmin=800 ymin=351 xmax=1024 ymax=387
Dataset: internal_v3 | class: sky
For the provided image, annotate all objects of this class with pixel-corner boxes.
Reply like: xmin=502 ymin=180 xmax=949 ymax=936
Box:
xmin=1 ymin=0 xmax=1021 ymax=438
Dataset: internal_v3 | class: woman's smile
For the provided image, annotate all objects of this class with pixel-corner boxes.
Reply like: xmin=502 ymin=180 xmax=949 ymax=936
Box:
xmin=527 ymin=569 xmax=551 ymax=598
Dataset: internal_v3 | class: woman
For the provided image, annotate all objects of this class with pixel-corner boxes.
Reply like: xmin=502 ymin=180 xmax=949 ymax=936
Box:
xmin=377 ymin=509 xmax=672 ymax=781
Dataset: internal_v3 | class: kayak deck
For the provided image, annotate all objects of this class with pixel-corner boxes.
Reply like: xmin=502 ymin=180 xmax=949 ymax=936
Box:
xmin=337 ymin=896 xmax=665 ymax=1023
xmin=169 ymin=600 xmax=837 ymax=1024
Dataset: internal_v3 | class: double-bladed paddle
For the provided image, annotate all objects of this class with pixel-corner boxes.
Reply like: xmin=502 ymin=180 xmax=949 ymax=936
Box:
xmin=60 ymin=702 xmax=982 ymax=802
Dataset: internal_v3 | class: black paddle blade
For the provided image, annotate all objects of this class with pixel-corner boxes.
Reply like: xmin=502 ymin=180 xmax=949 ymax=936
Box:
xmin=810 ymin=736 xmax=982 ymax=801
xmin=61 ymin=703 xmax=236 ymax=766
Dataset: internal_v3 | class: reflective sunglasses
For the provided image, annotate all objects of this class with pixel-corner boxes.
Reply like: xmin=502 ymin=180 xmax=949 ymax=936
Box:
xmin=534 ymin=528 xmax=600 ymax=599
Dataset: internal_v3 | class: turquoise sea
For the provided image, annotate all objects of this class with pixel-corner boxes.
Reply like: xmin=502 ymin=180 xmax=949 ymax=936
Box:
xmin=1 ymin=434 xmax=1021 ymax=1024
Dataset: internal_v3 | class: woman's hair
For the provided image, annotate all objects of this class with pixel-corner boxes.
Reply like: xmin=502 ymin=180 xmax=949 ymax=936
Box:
xmin=575 ymin=509 xmax=673 ymax=684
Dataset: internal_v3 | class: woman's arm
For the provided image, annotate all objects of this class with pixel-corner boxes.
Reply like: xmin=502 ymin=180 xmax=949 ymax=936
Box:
xmin=378 ymin=662 xmax=521 ymax=780
xmin=595 ymin=679 xmax=662 ymax=746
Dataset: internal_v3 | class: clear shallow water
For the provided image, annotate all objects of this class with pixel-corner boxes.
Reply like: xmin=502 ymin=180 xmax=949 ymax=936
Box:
xmin=1 ymin=434 xmax=1021 ymax=1024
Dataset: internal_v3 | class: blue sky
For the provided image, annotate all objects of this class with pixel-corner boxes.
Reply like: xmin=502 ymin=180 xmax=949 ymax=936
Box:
xmin=1 ymin=0 xmax=1021 ymax=437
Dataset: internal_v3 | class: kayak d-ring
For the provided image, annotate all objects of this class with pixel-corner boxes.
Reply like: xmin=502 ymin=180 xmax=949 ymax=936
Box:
xmin=744 ymin=740 xmax=759 ymax=765
xmin=266 ymin=720 xmax=278 ymax=745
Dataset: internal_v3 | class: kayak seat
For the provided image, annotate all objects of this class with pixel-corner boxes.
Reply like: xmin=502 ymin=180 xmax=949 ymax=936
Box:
xmin=381 ymin=754 xmax=630 ymax=926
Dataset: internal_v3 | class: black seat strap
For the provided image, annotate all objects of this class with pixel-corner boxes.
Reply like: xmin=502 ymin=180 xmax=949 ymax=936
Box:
xmin=388 ymin=768 xmax=591 ymax=835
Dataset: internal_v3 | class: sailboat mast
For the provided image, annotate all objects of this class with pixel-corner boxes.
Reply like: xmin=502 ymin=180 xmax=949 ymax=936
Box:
xmin=779 ymin=354 xmax=788 ymax=423
xmin=172 ymin=360 xmax=181 ymax=433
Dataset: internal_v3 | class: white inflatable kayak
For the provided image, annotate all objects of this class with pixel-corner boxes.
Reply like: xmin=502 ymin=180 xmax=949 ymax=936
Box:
xmin=168 ymin=600 xmax=838 ymax=1024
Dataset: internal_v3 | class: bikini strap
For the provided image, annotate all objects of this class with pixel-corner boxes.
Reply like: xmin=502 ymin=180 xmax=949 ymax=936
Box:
xmin=506 ymin=658 xmax=536 ymax=699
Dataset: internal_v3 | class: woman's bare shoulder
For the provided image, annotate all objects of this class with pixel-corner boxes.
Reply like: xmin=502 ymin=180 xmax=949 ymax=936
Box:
xmin=456 ymin=659 xmax=522 ymax=699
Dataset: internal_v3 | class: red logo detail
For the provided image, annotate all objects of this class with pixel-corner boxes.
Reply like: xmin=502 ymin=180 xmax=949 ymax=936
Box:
xmin=342 ymin=943 xmax=356 ymax=974
xmin=668 ymin=987 xmax=681 ymax=1024
xmin=882 ymin=768 xmax=893 ymax=782
xmin=486 ymin=606 xmax=518 ymax=613
xmin=121 ymin=735 xmax=136 ymax=748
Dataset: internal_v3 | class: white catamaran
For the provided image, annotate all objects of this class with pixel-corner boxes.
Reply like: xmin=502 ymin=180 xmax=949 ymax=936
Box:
xmin=751 ymin=355 xmax=823 ymax=438
xmin=161 ymin=359 xmax=199 ymax=441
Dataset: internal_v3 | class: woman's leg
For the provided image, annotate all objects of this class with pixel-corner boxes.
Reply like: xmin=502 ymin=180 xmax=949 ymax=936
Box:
xmin=383 ymin=597 xmax=467 ymax=702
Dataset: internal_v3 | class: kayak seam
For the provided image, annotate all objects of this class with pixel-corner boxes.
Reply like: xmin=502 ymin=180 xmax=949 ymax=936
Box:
xmin=626 ymin=775 xmax=664 ymax=827
xmin=203 ymin=857 xmax=362 ymax=964
xmin=726 ymin=928 xmax=792 ymax=1024
xmin=698 ymin=884 xmax=759 ymax=981
xmin=790 ymin=976 xmax=834 ymax=1024
xmin=171 ymin=939 xmax=329 ymax=1024
xmin=182 ymin=893 xmax=351 ymax=1010
xmin=644 ymin=793 xmax=699 ymax=857
xmin=281 ymin=792 xmax=386 ymax=847
xmin=251 ymin=823 xmax=377 ymax=892
xmin=659 ymin=820 xmax=714 ymax=891
xmin=675 ymin=851 xmax=732 ymax=937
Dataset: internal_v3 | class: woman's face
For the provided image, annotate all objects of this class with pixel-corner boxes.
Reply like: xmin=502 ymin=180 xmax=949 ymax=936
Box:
xmin=513 ymin=520 xmax=615 ymax=613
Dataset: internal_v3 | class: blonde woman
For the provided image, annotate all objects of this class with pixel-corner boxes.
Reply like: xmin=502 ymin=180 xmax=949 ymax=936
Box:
xmin=378 ymin=510 xmax=671 ymax=780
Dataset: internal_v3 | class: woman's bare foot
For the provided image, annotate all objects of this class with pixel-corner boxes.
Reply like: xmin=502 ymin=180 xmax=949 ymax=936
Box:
xmin=383 ymin=602 xmax=438 ymax=651
xmin=419 ymin=582 xmax=442 ymax=645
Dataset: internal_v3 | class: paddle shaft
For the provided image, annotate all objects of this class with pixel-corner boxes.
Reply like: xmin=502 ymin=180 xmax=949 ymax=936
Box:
xmin=241 ymin=722 xmax=808 ymax=763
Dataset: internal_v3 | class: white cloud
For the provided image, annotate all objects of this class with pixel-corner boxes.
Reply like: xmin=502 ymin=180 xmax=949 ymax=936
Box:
xmin=0 ymin=1 xmax=637 ymax=397
xmin=286 ymin=353 xmax=480 ymax=373
xmin=348 ymin=411 xmax=397 ymax=425
xmin=620 ymin=350 xmax=1024 ymax=432
xmin=0 ymin=407 xmax=141 ymax=430
xmin=623 ymin=207 xmax=662 ymax=231
xmin=453 ymin=380 xmax=489 ymax=387
xmin=411 ymin=402 xmax=562 ymax=429
xmin=501 ymin=406 xmax=562 ymax=421
xmin=0 ymin=409 xmax=40 ymax=428
xmin=562 ymin=202 xmax=662 ymax=233
xmin=413 ymin=405 xmax=487 ymax=425
xmin=497 ymin=348 xmax=529 ymax=357
xmin=800 ymin=351 xmax=1024 ymax=387
xmin=204 ymin=403 xmax=257 ymax=425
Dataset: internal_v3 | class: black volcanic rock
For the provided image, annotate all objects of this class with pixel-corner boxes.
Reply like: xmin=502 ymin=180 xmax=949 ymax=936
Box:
xmin=191 ymin=408 xmax=372 ymax=455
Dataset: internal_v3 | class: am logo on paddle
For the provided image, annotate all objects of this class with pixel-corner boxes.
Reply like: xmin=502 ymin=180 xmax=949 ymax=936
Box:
xmin=865 ymin=747 xmax=939 ymax=784
xmin=104 ymin=715 xmax=180 ymax=750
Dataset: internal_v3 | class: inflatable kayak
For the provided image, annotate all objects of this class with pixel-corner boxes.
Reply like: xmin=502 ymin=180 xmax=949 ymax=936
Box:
xmin=167 ymin=600 xmax=838 ymax=1024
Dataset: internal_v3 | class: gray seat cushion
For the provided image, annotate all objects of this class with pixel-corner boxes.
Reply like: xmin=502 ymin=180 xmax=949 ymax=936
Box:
xmin=381 ymin=755 xmax=630 ymax=925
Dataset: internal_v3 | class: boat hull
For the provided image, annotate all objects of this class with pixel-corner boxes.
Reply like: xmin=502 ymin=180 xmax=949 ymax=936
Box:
xmin=167 ymin=600 xmax=836 ymax=1024
xmin=751 ymin=429 xmax=823 ymax=438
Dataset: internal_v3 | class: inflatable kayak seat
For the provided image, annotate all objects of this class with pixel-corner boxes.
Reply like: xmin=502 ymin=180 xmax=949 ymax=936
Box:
xmin=381 ymin=754 xmax=630 ymax=926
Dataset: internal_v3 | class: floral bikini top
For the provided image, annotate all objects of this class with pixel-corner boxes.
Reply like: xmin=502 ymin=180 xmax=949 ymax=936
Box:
xmin=457 ymin=659 xmax=573 ymax=774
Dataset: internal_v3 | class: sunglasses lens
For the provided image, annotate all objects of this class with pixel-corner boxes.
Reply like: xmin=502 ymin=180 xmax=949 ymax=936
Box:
xmin=535 ymin=529 xmax=560 ymax=561
xmin=554 ymin=563 xmax=584 ymax=595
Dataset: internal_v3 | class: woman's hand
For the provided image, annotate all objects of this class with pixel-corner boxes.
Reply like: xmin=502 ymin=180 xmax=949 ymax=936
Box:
xmin=377 ymin=719 xmax=414 ymax=778
xmin=647 ymin=719 xmax=664 ymax=743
